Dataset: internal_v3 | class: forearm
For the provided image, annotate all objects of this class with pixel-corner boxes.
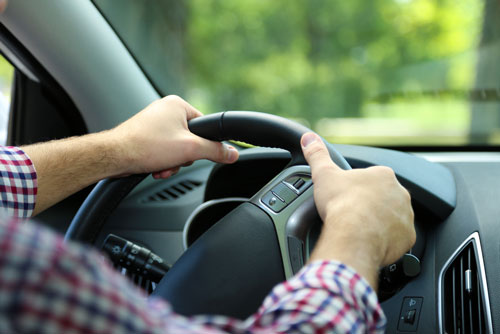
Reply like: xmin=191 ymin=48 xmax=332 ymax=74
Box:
xmin=22 ymin=131 xmax=126 ymax=215
xmin=20 ymin=96 xmax=239 ymax=216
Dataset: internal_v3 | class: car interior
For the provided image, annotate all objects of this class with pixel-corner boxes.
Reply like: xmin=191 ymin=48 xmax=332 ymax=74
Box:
xmin=0 ymin=1 xmax=499 ymax=333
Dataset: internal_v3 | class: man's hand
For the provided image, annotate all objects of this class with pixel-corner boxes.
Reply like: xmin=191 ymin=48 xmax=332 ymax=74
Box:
xmin=110 ymin=95 xmax=238 ymax=179
xmin=23 ymin=95 xmax=238 ymax=215
xmin=302 ymin=132 xmax=415 ymax=290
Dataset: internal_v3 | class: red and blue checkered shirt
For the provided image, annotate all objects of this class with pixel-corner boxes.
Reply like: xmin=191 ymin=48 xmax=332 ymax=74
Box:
xmin=0 ymin=147 xmax=386 ymax=333
xmin=0 ymin=147 xmax=37 ymax=218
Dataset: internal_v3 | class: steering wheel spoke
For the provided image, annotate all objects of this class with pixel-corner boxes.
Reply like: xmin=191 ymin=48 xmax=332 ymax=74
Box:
xmin=250 ymin=165 xmax=317 ymax=279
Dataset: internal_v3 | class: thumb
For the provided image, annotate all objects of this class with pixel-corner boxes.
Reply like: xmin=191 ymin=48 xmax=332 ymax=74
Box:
xmin=301 ymin=132 xmax=341 ymax=175
xmin=196 ymin=137 xmax=239 ymax=164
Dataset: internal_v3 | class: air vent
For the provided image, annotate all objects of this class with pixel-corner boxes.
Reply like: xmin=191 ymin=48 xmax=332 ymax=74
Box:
xmin=142 ymin=180 xmax=202 ymax=203
xmin=440 ymin=233 xmax=493 ymax=333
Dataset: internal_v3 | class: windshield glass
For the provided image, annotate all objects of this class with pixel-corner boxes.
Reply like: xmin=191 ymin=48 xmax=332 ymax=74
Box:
xmin=94 ymin=0 xmax=497 ymax=147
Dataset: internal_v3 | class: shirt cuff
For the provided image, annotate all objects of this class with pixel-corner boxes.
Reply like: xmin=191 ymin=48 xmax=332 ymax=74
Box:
xmin=0 ymin=146 xmax=37 ymax=218
xmin=251 ymin=260 xmax=386 ymax=333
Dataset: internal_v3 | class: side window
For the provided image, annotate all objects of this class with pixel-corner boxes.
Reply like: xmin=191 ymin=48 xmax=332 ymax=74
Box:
xmin=0 ymin=55 xmax=13 ymax=145
xmin=0 ymin=27 xmax=88 ymax=232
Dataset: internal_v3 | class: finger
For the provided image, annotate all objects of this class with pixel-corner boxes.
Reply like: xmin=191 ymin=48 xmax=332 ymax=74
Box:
xmin=153 ymin=171 xmax=170 ymax=179
xmin=153 ymin=169 xmax=176 ymax=179
xmin=158 ymin=170 xmax=172 ymax=179
xmin=159 ymin=170 xmax=173 ymax=179
xmin=183 ymin=101 xmax=203 ymax=120
xmin=300 ymin=132 xmax=341 ymax=176
xmin=195 ymin=138 xmax=239 ymax=164
xmin=167 ymin=95 xmax=204 ymax=120
xmin=0 ymin=0 xmax=7 ymax=13
xmin=170 ymin=167 xmax=181 ymax=175
xmin=183 ymin=161 xmax=194 ymax=167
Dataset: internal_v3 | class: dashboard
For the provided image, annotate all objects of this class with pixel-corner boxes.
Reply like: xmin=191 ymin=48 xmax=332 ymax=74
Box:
xmin=98 ymin=145 xmax=499 ymax=333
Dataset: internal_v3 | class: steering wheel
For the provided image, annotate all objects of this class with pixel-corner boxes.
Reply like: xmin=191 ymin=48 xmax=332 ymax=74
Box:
xmin=65 ymin=111 xmax=351 ymax=319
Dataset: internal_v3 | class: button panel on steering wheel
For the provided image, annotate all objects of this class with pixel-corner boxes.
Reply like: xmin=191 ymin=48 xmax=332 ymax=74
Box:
xmin=252 ymin=165 xmax=316 ymax=279
xmin=262 ymin=176 xmax=312 ymax=213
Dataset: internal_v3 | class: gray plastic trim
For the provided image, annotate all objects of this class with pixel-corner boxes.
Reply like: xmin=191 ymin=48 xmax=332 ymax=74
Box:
xmin=1 ymin=0 xmax=160 ymax=132
xmin=250 ymin=165 xmax=313 ymax=279
xmin=0 ymin=39 xmax=38 ymax=82
xmin=437 ymin=232 xmax=493 ymax=334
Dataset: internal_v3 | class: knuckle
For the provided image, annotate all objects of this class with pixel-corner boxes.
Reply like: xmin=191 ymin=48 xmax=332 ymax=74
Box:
xmin=307 ymin=144 xmax=323 ymax=156
xmin=399 ymin=186 xmax=412 ymax=208
xmin=167 ymin=94 xmax=181 ymax=100
xmin=404 ymin=188 xmax=412 ymax=202
xmin=409 ymin=226 xmax=417 ymax=247
xmin=375 ymin=165 xmax=396 ymax=177
xmin=306 ymin=143 xmax=327 ymax=162
xmin=164 ymin=95 xmax=183 ymax=104
xmin=311 ymin=162 xmax=337 ymax=184
xmin=214 ymin=142 xmax=225 ymax=160
xmin=369 ymin=166 xmax=399 ymax=184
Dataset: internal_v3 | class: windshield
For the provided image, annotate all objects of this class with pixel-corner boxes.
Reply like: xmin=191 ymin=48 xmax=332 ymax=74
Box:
xmin=93 ymin=0 xmax=498 ymax=147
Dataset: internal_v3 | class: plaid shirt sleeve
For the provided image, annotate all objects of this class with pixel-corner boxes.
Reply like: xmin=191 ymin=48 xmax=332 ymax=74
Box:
xmin=0 ymin=216 xmax=386 ymax=334
xmin=0 ymin=146 xmax=37 ymax=218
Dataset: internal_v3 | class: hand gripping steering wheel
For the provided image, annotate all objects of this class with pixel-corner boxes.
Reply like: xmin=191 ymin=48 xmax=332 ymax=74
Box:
xmin=65 ymin=111 xmax=351 ymax=319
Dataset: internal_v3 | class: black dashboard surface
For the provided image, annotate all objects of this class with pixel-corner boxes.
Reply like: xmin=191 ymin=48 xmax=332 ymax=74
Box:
xmin=102 ymin=146 xmax=500 ymax=333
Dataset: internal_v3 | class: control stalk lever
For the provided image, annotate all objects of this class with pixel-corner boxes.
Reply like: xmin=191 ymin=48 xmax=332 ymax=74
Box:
xmin=102 ymin=234 xmax=169 ymax=283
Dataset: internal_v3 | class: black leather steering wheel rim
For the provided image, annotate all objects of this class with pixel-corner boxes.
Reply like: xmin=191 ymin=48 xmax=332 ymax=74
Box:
xmin=65 ymin=111 xmax=350 ymax=244
xmin=188 ymin=111 xmax=351 ymax=168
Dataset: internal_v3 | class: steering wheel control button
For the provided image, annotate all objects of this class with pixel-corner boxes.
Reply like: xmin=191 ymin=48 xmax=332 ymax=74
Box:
xmin=285 ymin=175 xmax=312 ymax=194
xmin=262 ymin=177 xmax=311 ymax=212
xmin=293 ymin=178 xmax=306 ymax=190
xmin=262 ymin=191 xmax=287 ymax=212
xmin=271 ymin=191 xmax=285 ymax=203
xmin=287 ymin=236 xmax=305 ymax=274
xmin=272 ymin=182 xmax=298 ymax=203
xmin=397 ymin=297 xmax=423 ymax=332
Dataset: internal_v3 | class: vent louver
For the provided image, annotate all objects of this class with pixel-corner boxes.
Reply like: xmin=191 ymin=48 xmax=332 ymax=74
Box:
xmin=142 ymin=180 xmax=202 ymax=203
xmin=440 ymin=233 xmax=492 ymax=334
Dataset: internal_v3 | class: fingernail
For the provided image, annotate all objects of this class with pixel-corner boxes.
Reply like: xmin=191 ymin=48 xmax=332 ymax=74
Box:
xmin=301 ymin=133 xmax=318 ymax=148
xmin=225 ymin=144 xmax=238 ymax=162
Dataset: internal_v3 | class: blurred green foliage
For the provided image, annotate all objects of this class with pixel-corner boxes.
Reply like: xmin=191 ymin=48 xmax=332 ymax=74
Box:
xmin=0 ymin=55 xmax=13 ymax=97
xmin=96 ymin=0 xmax=491 ymax=146
xmin=186 ymin=0 xmax=479 ymax=116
